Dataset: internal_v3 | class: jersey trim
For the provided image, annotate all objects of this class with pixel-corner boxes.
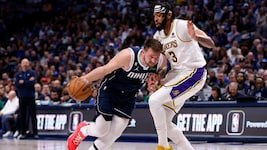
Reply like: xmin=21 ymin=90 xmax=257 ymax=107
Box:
xmin=124 ymin=48 xmax=135 ymax=72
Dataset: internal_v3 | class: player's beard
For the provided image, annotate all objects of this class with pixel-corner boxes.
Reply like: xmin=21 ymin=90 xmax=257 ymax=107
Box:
xmin=156 ymin=16 xmax=167 ymax=31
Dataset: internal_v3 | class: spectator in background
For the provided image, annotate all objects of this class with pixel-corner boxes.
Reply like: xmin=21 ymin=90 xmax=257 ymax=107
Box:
xmin=222 ymin=62 xmax=232 ymax=76
xmin=50 ymin=89 xmax=61 ymax=103
xmin=0 ymin=0 xmax=266 ymax=109
xmin=41 ymin=84 xmax=51 ymax=98
xmin=3 ymin=109 xmax=19 ymax=138
xmin=60 ymin=87 xmax=75 ymax=104
xmin=250 ymin=38 xmax=262 ymax=56
xmin=227 ymin=45 xmax=241 ymax=65
xmin=84 ymin=89 xmax=98 ymax=105
xmin=247 ymin=72 xmax=256 ymax=91
xmin=246 ymin=52 xmax=258 ymax=70
xmin=14 ymin=58 xmax=38 ymax=139
xmin=236 ymin=71 xmax=250 ymax=95
xmin=227 ymin=25 xmax=240 ymax=45
xmin=232 ymin=64 xmax=242 ymax=74
xmin=50 ymin=79 xmax=63 ymax=98
xmin=0 ymin=90 xmax=19 ymax=136
xmin=249 ymin=76 xmax=267 ymax=100
xmin=1 ymin=72 xmax=11 ymax=87
xmin=256 ymin=7 xmax=267 ymax=28
xmin=194 ymin=82 xmax=212 ymax=101
xmin=216 ymin=72 xmax=229 ymax=94
xmin=208 ymin=86 xmax=224 ymax=101
xmin=260 ymin=58 xmax=267 ymax=70
xmin=34 ymin=83 xmax=45 ymax=101
xmin=207 ymin=69 xmax=217 ymax=87
xmin=223 ymin=82 xmax=245 ymax=101
xmin=0 ymin=84 xmax=7 ymax=109
xmin=263 ymin=70 xmax=267 ymax=86
xmin=213 ymin=26 xmax=228 ymax=47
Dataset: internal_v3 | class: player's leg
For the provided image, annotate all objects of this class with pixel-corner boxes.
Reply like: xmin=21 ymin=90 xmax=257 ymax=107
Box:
xmin=81 ymin=114 xmax=111 ymax=137
xmin=165 ymin=107 xmax=194 ymax=150
xmin=166 ymin=70 xmax=207 ymax=150
xmin=67 ymin=115 xmax=111 ymax=150
xmin=88 ymin=115 xmax=129 ymax=150
xmin=88 ymin=92 xmax=136 ymax=150
xmin=149 ymin=86 xmax=172 ymax=149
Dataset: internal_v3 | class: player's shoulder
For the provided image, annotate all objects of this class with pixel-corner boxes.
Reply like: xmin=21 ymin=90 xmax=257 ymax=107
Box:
xmin=174 ymin=19 xmax=191 ymax=41
xmin=117 ymin=47 xmax=136 ymax=60
xmin=174 ymin=19 xmax=188 ymax=27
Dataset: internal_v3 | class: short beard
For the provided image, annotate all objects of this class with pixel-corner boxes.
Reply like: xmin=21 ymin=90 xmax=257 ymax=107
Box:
xmin=156 ymin=16 xmax=167 ymax=31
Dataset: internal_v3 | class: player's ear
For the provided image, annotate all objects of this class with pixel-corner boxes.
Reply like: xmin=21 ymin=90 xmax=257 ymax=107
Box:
xmin=167 ymin=13 xmax=172 ymax=19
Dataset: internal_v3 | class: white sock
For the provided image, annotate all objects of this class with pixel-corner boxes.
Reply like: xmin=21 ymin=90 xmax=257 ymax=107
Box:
xmin=81 ymin=115 xmax=111 ymax=137
xmin=88 ymin=115 xmax=129 ymax=150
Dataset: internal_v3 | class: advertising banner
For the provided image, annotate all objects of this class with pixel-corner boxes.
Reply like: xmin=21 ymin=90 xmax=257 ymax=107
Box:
xmin=36 ymin=102 xmax=267 ymax=142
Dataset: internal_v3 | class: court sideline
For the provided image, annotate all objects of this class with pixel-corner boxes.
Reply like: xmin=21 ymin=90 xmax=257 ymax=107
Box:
xmin=1 ymin=138 xmax=267 ymax=150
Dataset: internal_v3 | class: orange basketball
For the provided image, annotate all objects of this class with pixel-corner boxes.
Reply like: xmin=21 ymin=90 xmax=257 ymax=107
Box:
xmin=67 ymin=76 xmax=93 ymax=101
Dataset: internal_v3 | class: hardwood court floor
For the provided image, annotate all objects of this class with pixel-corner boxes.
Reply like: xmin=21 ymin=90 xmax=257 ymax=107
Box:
xmin=1 ymin=139 xmax=267 ymax=150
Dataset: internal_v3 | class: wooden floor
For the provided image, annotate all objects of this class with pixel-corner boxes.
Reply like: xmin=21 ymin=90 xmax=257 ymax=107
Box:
xmin=1 ymin=138 xmax=267 ymax=150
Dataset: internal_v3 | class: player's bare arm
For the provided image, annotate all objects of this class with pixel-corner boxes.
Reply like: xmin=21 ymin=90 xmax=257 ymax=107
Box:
xmin=187 ymin=20 xmax=215 ymax=49
xmin=158 ymin=56 xmax=168 ymax=78
xmin=81 ymin=49 xmax=131 ymax=83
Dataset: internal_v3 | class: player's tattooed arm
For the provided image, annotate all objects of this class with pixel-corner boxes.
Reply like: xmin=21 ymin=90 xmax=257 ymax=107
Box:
xmin=195 ymin=34 xmax=215 ymax=49
xmin=187 ymin=20 xmax=215 ymax=49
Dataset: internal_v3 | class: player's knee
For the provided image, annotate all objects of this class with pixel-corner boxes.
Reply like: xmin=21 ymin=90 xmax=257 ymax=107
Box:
xmin=98 ymin=128 xmax=109 ymax=137
xmin=95 ymin=115 xmax=112 ymax=136
xmin=148 ymin=94 xmax=159 ymax=108
xmin=95 ymin=124 xmax=110 ymax=137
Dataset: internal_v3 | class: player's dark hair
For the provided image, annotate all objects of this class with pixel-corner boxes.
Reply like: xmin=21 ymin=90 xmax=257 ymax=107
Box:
xmin=152 ymin=1 xmax=175 ymax=31
xmin=154 ymin=1 xmax=175 ymax=20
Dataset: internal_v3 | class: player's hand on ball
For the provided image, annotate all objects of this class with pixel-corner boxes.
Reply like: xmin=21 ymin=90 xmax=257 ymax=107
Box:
xmin=67 ymin=76 xmax=94 ymax=101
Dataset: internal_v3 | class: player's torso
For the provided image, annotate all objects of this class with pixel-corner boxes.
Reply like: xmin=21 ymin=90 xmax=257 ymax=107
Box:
xmin=102 ymin=47 xmax=158 ymax=92
xmin=154 ymin=19 xmax=206 ymax=70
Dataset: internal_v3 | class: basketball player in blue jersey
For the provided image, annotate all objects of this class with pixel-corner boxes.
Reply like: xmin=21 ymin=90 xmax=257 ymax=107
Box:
xmin=149 ymin=2 xmax=215 ymax=150
xmin=67 ymin=38 xmax=167 ymax=150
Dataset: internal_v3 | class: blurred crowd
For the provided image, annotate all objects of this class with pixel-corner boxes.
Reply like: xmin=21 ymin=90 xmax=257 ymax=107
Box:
xmin=0 ymin=0 xmax=267 ymax=107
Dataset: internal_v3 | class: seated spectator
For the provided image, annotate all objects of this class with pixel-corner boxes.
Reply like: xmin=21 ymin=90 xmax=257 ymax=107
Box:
xmin=206 ymin=69 xmax=217 ymax=87
xmin=50 ymin=89 xmax=61 ymax=103
xmin=228 ymin=71 xmax=237 ymax=82
xmin=260 ymin=58 xmax=267 ymax=69
xmin=83 ymin=88 xmax=98 ymax=105
xmin=249 ymin=77 xmax=267 ymax=100
xmin=0 ymin=90 xmax=19 ymax=135
xmin=41 ymin=84 xmax=51 ymax=99
xmin=227 ymin=45 xmax=241 ymax=65
xmin=192 ymin=82 xmax=212 ymax=101
xmin=223 ymin=82 xmax=245 ymax=101
xmin=0 ymin=84 xmax=8 ymax=109
xmin=60 ymin=87 xmax=76 ymax=104
xmin=236 ymin=71 xmax=250 ymax=95
xmin=263 ymin=70 xmax=267 ymax=86
xmin=208 ymin=86 xmax=225 ymax=101
xmin=216 ymin=72 xmax=229 ymax=94
xmin=2 ymin=109 xmax=19 ymax=138
xmin=34 ymin=83 xmax=45 ymax=101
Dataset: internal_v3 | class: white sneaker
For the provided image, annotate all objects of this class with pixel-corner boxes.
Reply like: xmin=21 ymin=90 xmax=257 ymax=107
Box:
xmin=13 ymin=130 xmax=19 ymax=138
xmin=2 ymin=131 xmax=12 ymax=138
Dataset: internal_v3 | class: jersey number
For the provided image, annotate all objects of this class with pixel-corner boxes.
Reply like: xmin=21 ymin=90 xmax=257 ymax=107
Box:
xmin=168 ymin=51 xmax=178 ymax=64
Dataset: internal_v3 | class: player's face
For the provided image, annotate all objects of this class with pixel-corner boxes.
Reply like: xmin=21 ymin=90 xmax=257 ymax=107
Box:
xmin=153 ymin=12 xmax=165 ymax=29
xmin=143 ymin=48 xmax=160 ymax=67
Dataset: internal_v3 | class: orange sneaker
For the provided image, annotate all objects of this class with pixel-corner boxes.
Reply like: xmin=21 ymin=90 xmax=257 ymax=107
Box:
xmin=67 ymin=122 xmax=88 ymax=150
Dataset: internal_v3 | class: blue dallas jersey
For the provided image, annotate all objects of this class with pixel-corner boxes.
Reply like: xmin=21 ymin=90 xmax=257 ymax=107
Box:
xmin=100 ymin=47 xmax=159 ymax=93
